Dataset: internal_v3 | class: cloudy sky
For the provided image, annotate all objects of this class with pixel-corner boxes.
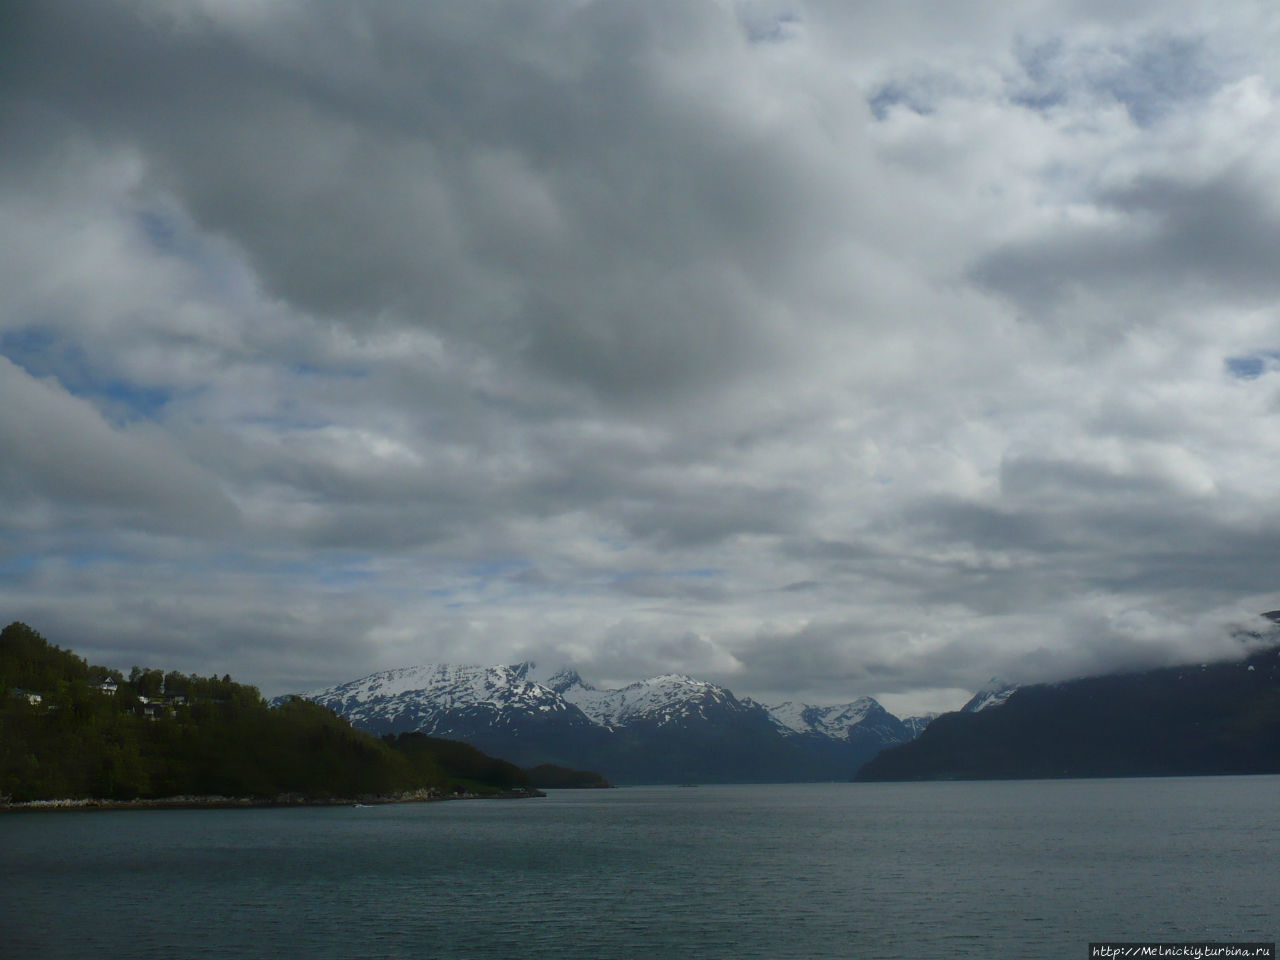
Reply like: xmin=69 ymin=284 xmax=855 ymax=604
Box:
xmin=3 ymin=0 xmax=1280 ymax=714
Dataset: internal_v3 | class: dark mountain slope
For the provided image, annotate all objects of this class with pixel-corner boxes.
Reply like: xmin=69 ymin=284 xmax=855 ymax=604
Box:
xmin=856 ymin=646 xmax=1280 ymax=781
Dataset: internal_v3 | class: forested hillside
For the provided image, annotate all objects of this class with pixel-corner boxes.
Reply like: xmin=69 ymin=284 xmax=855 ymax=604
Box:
xmin=0 ymin=622 xmax=537 ymax=803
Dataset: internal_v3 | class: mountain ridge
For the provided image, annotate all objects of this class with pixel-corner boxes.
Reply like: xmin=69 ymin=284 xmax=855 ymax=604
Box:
xmin=288 ymin=662 xmax=929 ymax=783
xmin=856 ymin=644 xmax=1280 ymax=782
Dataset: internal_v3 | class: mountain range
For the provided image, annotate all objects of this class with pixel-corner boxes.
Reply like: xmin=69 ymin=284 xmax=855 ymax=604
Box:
xmin=286 ymin=663 xmax=934 ymax=784
xmin=857 ymin=644 xmax=1280 ymax=781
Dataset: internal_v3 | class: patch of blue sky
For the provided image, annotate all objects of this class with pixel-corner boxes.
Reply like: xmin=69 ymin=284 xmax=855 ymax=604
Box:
xmin=2 ymin=325 xmax=173 ymax=423
xmin=134 ymin=205 xmax=262 ymax=309
xmin=1011 ymin=33 xmax=1220 ymax=127
xmin=1226 ymin=352 xmax=1280 ymax=380
xmin=866 ymin=69 xmax=987 ymax=121
xmin=0 ymin=552 xmax=41 ymax=577
xmin=1 ymin=325 xmax=58 ymax=366
xmin=136 ymin=209 xmax=181 ymax=253
xmin=289 ymin=361 xmax=369 ymax=382
xmin=95 ymin=379 xmax=173 ymax=420
xmin=1009 ymin=87 xmax=1068 ymax=113
xmin=134 ymin=207 xmax=220 ymax=267
xmin=867 ymin=81 xmax=939 ymax=121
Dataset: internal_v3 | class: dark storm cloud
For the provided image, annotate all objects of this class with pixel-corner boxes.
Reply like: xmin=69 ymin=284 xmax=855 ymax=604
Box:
xmin=3 ymin=0 xmax=838 ymax=405
xmin=901 ymin=491 xmax=1280 ymax=601
xmin=975 ymin=169 xmax=1280 ymax=311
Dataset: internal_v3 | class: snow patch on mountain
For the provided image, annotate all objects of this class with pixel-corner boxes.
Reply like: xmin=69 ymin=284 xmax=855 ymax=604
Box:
xmin=902 ymin=714 xmax=937 ymax=737
xmin=962 ymin=680 xmax=1019 ymax=713
xmin=295 ymin=662 xmax=585 ymax=733
xmin=290 ymin=660 xmax=921 ymax=747
xmin=765 ymin=698 xmax=886 ymax=739
xmin=559 ymin=674 xmax=740 ymax=729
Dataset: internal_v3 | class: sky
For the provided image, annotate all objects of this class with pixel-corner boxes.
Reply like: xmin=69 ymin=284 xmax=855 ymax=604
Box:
xmin=3 ymin=0 xmax=1280 ymax=716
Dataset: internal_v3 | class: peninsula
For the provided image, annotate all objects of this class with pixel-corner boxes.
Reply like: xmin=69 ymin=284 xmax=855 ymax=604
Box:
xmin=0 ymin=622 xmax=555 ymax=806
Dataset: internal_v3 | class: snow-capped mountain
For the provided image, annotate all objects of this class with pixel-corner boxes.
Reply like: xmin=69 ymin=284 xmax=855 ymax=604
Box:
xmin=762 ymin=697 xmax=908 ymax=746
xmin=287 ymin=662 xmax=930 ymax=783
xmin=559 ymin=672 xmax=749 ymax=730
xmin=296 ymin=662 xmax=600 ymax=739
xmin=961 ymin=680 xmax=1019 ymax=713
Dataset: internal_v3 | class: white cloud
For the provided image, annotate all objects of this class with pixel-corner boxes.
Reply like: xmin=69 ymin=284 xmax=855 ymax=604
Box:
xmin=0 ymin=356 xmax=238 ymax=535
xmin=2 ymin=0 xmax=1280 ymax=711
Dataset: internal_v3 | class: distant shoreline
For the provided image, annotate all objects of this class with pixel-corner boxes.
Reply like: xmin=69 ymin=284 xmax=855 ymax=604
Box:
xmin=0 ymin=787 xmax=545 ymax=812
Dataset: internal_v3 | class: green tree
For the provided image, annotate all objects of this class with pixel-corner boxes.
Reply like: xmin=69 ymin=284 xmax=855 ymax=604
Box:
xmin=130 ymin=667 xmax=164 ymax=698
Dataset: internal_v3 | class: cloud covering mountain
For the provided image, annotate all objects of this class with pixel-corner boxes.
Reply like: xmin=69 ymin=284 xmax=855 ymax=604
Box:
xmin=3 ymin=0 xmax=1280 ymax=713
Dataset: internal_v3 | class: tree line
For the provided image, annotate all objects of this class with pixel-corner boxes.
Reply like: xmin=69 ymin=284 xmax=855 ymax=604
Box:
xmin=0 ymin=621 xmax=536 ymax=803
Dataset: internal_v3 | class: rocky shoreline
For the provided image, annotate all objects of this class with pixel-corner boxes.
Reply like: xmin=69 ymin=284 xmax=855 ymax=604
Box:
xmin=0 ymin=786 xmax=546 ymax=812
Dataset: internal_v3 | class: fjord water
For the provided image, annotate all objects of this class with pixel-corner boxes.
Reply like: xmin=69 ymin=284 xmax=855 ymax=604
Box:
xmin=3 ymin=778 xmax=1275 ymax=959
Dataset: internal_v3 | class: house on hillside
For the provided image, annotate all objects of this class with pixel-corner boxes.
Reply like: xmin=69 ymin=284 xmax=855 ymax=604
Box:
xmin=98 ymin=679 xmax=118 ymax=695
xmin=141 ymin=700 xmax=178 ymax=721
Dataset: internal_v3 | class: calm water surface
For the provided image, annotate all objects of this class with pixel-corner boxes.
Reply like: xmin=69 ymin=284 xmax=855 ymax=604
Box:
xmin=2 ymin=778 xmax=1276 ymax=959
